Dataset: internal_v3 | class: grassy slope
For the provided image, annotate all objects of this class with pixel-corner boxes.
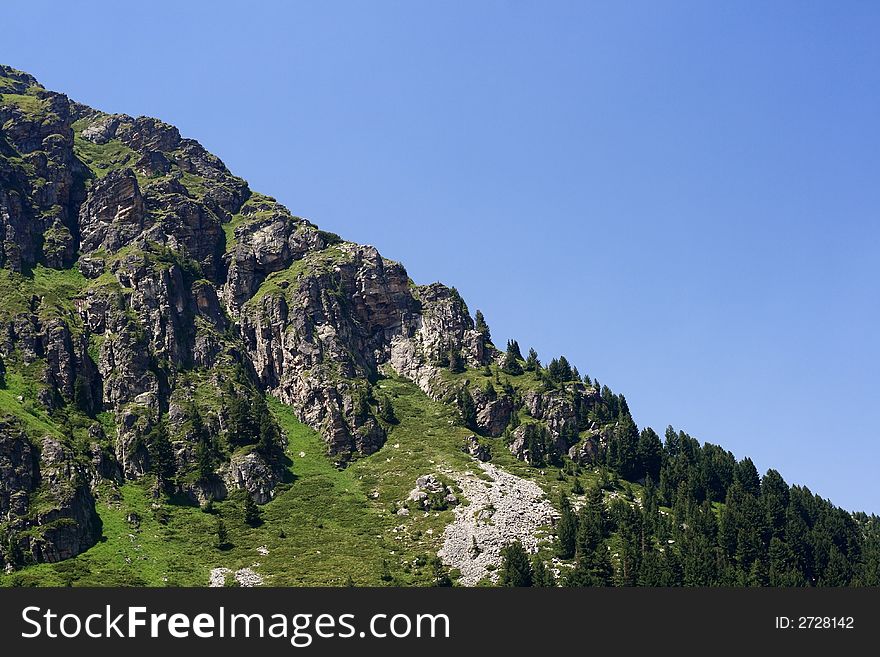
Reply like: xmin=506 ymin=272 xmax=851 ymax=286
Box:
xmin=1 ymin=375 xmax=519 ymax=586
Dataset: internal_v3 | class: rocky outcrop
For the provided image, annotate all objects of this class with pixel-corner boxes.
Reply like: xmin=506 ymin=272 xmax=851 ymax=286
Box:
xmin=462 ymin=434 xmax=491 ymax=461
xmin=78 ymin=169 xmax=145 ymax=253
xmin=404 ymin=474 xmax=458 ymax=511
xmin=471 ymin=386 xmax=513 ymax=437
xmin=0 ymin=420 xmax=37 ymax=522
xmin=222 ymin=450 xmax=284 ymax=504
xmin=0 ymin=421 xmax=101 ymax=568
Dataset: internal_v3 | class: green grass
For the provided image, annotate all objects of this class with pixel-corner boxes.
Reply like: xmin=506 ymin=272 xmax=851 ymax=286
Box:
xmin=0 ymin=93 xmax=48 ymax=119
xmin=178 ymin=171 xmax=206 ymax=197
xmin=0 ymin=356 xmax=625 ymax=587
xmin=0 ymin=378 xmax=484 ymax=587
xmin=31 ymin=264 xmax=87 ymax=323
xmin=0 ymin=372 xmax=63 ymax=439
xmin=244 ymin=246 xmax=352 ymax=307
xmin=73 ymin=135 xmax=139 ymax=180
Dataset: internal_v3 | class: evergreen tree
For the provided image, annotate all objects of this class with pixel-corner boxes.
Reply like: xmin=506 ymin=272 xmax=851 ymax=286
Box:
xmin=226 ymin=390 xmax=255 ymax=448
xmin=244 ymin=495 xmax=262 ymax=527
xmin=524 ymin=348 xmax=540 ymax=371
xmin=73 ymin=374 xmax=91 ymax=415
xmin=475 ymin=310 xmax=491 ymax=343
xmin=637 ymin=427 xmax=663 ymax=482
xmin=354 ymin=387 xmax=371 ymax=422
xmin=546 ymin=358 xmax=562 ymax=383
xmin=448 ymin=348 xmax=465 ymax=373
xmin=430 ymin=556 xmax=453 ymax=587
xmin=456 ymin=387 xmax=477 ymax=430
xmin=502 ymin=341 xmax=523 ymax=375
xmin=532 ymin=557 xmax=555 ymax=587
xmin=215 ymin=519 xmax=229 ymax=549
xmin=557 ymin=356 xmax=573 ymax=382
xmin=760 ymin=469 xmax=789 ymax=537
xmin=556 ymin=493 xmax=578 ymax=559
xmin=499 ymin=541 xmax=533 ymax=586
xmin=195 ymin=438 xmax=214 ymax=483
xmin=146 ymin=421 xmax=175 ymax=485
xmin=571 ymin=476 xmax=584 ymax=495
xmin=608 ymin=411 xmax=640 ymax=480
xmin=378 ymin=394 xmax=398 ymax=424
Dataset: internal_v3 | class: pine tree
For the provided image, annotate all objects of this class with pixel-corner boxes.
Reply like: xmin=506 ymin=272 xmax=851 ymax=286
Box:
xmin=499 ymin=541 xmax=533 ymax=586
xmin=378 ymin=394 xmax=398 ymax=424
xmin=146 ymin=421 xmax=175 ymax=485
xmin=475 ymin=310 xmax=491 ymax=343
xmin=637 ymin=427 xmax=663 ymax=482
xmin=430 ymin=556 xmax=453 ymax=587
xmin=448 ymin=348 xmax=465 ymax=373
xmin=502 ymin=341 xmax=523 ymax=375
xmin=195 ymin=438 xmax=214 ymax=483
xmin=532 ymin=557 xmax=556 ymax=587
xmin=244 ymin=495 xmax=262 ymax=527
xmin=354 ymin=387 xmax=371 ymax=422
xmin=557 ymin=356 xmax=573 ymax=382
xmin=571 ymin=477 xmax=584 ymax=495
xmin=215 ymin=519 xmax=229 ymax=549
xmin=524 ymin=348 xmax=539 ymax=371
xmin=456 ymin=387 xmax=477 ymax=430
xmin=556 ymin=493 xmax=578 ymax=559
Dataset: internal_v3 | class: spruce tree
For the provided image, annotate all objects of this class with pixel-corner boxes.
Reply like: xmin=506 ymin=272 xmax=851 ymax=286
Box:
xmin=557 ymin=356 xmax=573 ymax=382
xmin=430 ymin=556 xmax=453 ymax=587
xmin=378 ymin=394 xmax=398 ymax=424
xmin=556 ymin=493 xmax=578 ymax=559
xmin=524 ymin=348 xmax=539 ymax=371
xmin=146 ymin=421 xmax=175 ymax=485
xmin=532 ymin=557 xmax=556 ymax=587
xmin=244 ymin=495 xmax=262 ymax=527
xmin=456 ymin=388 xmax=477 ymax=430
xmin=475 ymin=310 xmax=491 ymax=343
xmin=499 ymin=541 xmax=533 ymax=586
xmin=506 ymin=339 xmax=523 ymax=360
xmin=502 ymin=342 xmax=523 ymax=375
xmin=215 ymin=519 xmax=229 ymax=549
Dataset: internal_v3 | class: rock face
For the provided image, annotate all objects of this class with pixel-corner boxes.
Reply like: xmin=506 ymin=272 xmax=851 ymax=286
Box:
xmin=0 ymin=420 xmax=101 ymax=567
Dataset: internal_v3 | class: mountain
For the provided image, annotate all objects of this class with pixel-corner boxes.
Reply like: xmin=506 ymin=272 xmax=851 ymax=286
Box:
xmin=0 ymin=65 xmax=877 ymax=587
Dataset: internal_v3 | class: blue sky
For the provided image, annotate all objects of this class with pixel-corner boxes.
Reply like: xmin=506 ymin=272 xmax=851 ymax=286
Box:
xmin=3 ymin=1 xmax=878 ymax=512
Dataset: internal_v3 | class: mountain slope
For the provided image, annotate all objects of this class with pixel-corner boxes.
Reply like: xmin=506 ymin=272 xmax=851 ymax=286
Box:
xmin=0 ymin=65 xmax=877 ymax=587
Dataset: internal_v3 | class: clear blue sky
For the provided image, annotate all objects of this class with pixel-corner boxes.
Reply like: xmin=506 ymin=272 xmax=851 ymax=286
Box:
xmin=4 ymin=1 xmax=878 ymax=513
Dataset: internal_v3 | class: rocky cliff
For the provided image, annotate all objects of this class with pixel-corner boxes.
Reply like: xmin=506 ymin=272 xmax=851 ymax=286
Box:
xmin=1 ymin=64 xmax=597 ymax=568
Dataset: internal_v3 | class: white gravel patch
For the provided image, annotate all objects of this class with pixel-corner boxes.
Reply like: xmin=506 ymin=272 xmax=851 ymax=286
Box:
xmin=209 ymin=566 xmax=264 ymax=587
xmin=437 ymin=461 xmax=557 ymax=586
